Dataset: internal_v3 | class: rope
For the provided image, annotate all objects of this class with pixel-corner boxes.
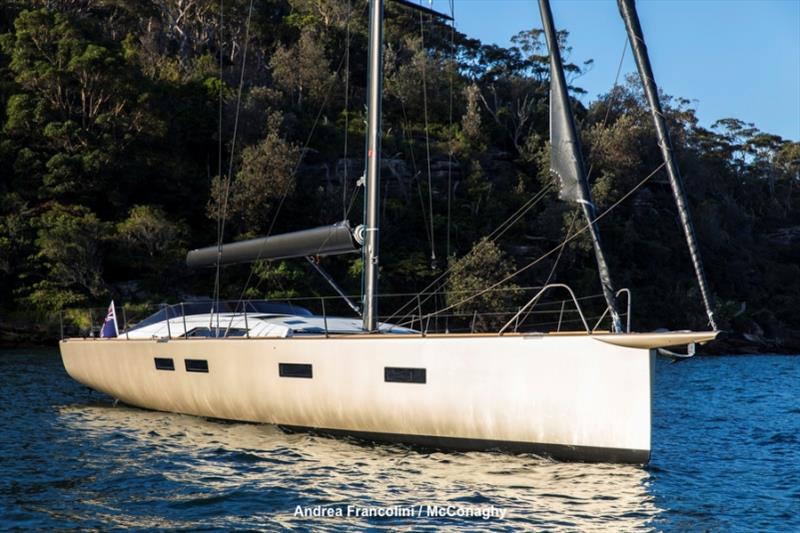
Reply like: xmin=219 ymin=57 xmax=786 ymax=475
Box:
xmin=398 ymin=162 xmax=666 ymax=327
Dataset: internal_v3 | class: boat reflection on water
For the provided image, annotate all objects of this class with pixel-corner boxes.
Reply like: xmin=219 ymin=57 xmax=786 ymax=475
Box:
xmin=57 ymin=401 xmax=663 ymax=530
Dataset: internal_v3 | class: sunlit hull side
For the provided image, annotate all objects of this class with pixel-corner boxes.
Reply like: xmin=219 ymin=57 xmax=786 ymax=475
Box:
xmin=59 ymin=333 xmax=662 ymax=463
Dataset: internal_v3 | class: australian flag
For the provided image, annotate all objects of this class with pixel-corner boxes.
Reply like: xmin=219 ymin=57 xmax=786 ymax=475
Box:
xmin=100 ymin=300 xmax=119 ymax=338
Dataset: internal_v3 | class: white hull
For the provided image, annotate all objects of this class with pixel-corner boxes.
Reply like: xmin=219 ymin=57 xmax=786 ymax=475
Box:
xmin=60 ymin=333 xmax=658 ymax=463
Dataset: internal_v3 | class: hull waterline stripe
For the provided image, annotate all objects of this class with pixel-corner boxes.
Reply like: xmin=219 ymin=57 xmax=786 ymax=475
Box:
xmin=281 ymin=425 xmax=650 ymax=464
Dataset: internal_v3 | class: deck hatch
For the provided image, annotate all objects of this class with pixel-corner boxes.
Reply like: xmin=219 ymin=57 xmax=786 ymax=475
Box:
xmin=185 ymin=359 xmax=209 ymax=373
xmin=384 ymin=367 xmax=426 ymax=384
xmin=279 ymin=363 xmax=313 ymax=378
xmin=154 ymin=357 xmax=175 ymax=371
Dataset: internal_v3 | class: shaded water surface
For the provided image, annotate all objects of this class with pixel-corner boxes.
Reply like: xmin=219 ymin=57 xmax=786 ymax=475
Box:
xmin=1 ymin=349 xmax=798 ymax=531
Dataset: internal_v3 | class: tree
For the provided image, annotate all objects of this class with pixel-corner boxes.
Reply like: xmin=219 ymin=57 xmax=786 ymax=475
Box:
xmin=445 ymin=238 xmax=519 ymax=331
xmin=209 ymin=111 xmax=300 ymax=234
xmin=0 ymin=1 xmax=798 ymax=349
xmin=460 ymin=83 xmax=483 ymax=145
xmin=115 ymin=204 xmax=189 ymax=294
xmin=117 ymin=204 xmax=188 ymax=258
xmin=3 ymin=8 xmax=162 ymax=206
xmin=27 ymin=203 xmax=108 ymax=310
xmin=270 ymin=26 xmax=335 ymax=110
xmin=246 ymin=259 xmax=306 ymax=299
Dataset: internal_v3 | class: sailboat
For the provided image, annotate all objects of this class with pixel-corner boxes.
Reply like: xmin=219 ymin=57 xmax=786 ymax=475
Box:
xmin=60 ymin=0 xmax=719 ymax=463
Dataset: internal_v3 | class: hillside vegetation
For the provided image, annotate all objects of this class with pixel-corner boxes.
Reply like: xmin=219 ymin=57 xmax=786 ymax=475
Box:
xmin=1 ymin=1 xmax=798 ymax=349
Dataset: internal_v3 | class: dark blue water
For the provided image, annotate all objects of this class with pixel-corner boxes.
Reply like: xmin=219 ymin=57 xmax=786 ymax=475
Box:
xmin=1 ymin=349 xmax=798 ymax=531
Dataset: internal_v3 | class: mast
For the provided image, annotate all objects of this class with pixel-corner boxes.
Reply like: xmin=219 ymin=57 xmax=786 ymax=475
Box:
xmin=539 ymin=0 xmax=624 ymax=333
xmin=363 ymin=0 xmax=384 ymax=332
xmin=617 ymin=0 xmax=718 ymax=331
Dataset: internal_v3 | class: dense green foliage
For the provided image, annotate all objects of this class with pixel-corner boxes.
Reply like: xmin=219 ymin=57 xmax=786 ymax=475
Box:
xmin=0 ymin=1 xmax=798 ymax=339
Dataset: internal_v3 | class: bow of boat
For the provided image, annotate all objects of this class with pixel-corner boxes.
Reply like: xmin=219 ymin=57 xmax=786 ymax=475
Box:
xmin=592 ymin=330 xmax=720 ymax=349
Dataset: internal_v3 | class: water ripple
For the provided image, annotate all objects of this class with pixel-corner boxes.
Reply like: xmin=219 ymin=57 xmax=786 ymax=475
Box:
xmin=0 ymin=349 xmax=798 ymax=531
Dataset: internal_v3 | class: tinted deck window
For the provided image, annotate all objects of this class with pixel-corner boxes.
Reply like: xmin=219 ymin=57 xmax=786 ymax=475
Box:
xmin=185 ymin=359 xmax=209 ymax=373
xmin=154 ymin=358 xmax=174 ymax=371
xmin=384 ymin=367 xmax=426 ymax=384
xmin=279 ymin=363 xmax=313 ymax=378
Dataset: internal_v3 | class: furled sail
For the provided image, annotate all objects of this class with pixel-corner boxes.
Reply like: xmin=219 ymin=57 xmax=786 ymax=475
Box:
xmin=617 ymin=0 xmax=718 ymax=331
xmin=549 ymin=87 xmax=580 ymax=202
xmin=539 ymin=0 xmax=623 ymax=333
xmin=186 ymin=221 xmax=363 ymax=268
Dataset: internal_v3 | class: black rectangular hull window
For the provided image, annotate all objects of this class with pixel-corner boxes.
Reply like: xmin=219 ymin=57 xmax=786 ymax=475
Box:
xmin=185 ymin=359 xmax=209 ymax=373
xmin=154 ymin=358 xmax=175 ymax=371
xmin=384 ymin=367 xmax=426 ymax=384
xmin=279 ymin=363 xmax=313 ymax=379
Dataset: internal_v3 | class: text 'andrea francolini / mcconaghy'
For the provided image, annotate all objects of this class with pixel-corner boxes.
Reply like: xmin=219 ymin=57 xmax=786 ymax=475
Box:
xmin=292 ymin=504 xmax=508 ymax=520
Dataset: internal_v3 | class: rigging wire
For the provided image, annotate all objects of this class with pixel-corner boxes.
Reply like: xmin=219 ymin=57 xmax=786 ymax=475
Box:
xmin=446 ymin=0 xmax=455 ymax=260
xmin=438 ymin=0 xmax=456 ymax=329
xmin=390 ymin=28 xmax=631 ymax=326
xmin=604 ymin=36 xmax=629 ymax=134
xmin=213 ymin=0 xmax=255 ymax=332
xmin=387 ymin=179 xmax=556 ymax=324
xmin=342 ymin=0 xmax=352 ymax=220
xmin=263 ymin=6 xmax=368 ymax=242
xmin=515 ymin=213 xmax=578 ymax=327
xmin=401 ymin=35 xmax=631 ymax=330
xmin=398 ymin=102 xmax=434 ymax=255
xmin=225 ymin=2 xmax=370 ymax=317
xmin=544 ymin=213 xmax=577 ymax=285
xmin=582 ymin=34 xmax=630 ymax=186
xmin=385 ymin=177 xmax=556 ymax=325
xmin=418 ymin=2 xmax=437 ymax=269
xmin=489 ymin=181 xmax=555 ymax=241
xmin=206 ymin=2 xmax=641 ymax=334
xmin=212 ymin=0 xmax=225 ymax=331
xmin=397 ymin=162 xmax=667 ymax=328
xmin=214 ymin=286 xmax=607 ymax=304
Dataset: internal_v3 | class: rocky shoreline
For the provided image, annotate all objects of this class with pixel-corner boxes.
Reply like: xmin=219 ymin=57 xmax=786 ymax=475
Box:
xmin=700 ymin=330 xmax=800 ymax=355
